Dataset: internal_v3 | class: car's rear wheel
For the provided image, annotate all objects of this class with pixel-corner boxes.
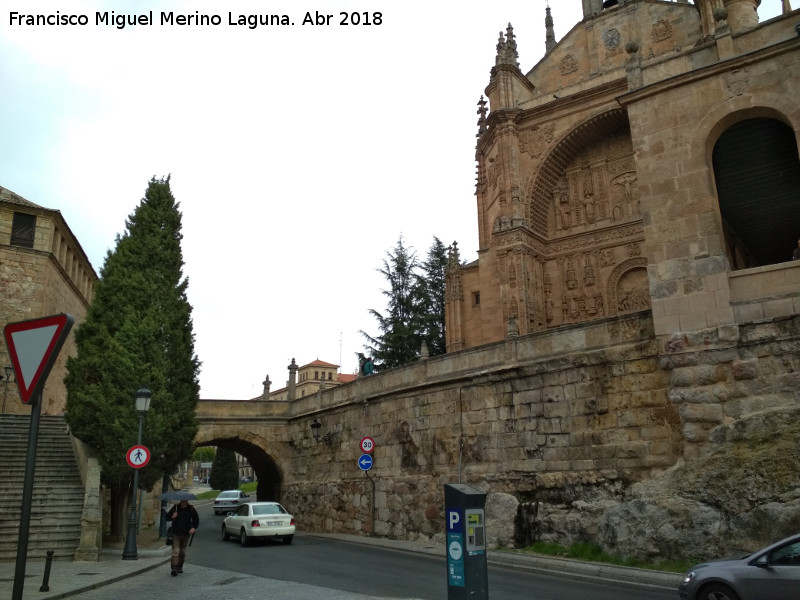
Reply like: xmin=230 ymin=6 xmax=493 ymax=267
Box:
xmin=283 ymin=535 xmax=294 ymax=545
xmin=221 ymin=524 xmax=230 ymax=541
xmin=700 ymin=583 xmax=741 ymax=600
xmin=240 ymin=529 xmax=249 ymax=547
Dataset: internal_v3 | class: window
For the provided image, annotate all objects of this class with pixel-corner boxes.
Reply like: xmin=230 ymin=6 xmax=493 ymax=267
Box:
xmin=713 ymin=117 xmax=800 ymax=268
xmin=11 ymin=213 xmax=36 ymax=248
xmin=473 ymin=292 xmax=481 ymax=306
xmin=328 ymin=373 xmax=332 ymax=380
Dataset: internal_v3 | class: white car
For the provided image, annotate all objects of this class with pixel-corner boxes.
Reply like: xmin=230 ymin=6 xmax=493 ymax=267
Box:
xmin=213 ymin=489 xmax=249 ymax=515
xmin=221 ymin=501 xmax=296 ymax=546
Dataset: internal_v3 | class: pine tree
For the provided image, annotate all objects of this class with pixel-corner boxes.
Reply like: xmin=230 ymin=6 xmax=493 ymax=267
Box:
xmin=209 ymin=447 xmax=239 ymax=491
xmin=65 ymin=176 xmax=200 ymax=539
xmin=361 ymin=236 xmax=422 ymax=370
xmin=416 ymin=237 xmax=448 ymax=357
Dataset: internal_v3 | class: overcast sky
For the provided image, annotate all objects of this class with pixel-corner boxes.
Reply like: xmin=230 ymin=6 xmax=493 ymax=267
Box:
xmin=0 ymin=1 xmax=784 ymax=399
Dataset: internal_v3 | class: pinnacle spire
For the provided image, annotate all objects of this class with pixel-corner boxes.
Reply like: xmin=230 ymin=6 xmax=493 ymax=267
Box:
xmin=476 ymin=96 xmax=488 ymax=138
xmin=545 ymin=6 xmax=556 ymax=52
xmin=495 ymin=23 xmax=519 ymax=67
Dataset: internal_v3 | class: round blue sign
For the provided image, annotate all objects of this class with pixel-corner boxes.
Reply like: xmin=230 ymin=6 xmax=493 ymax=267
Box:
xmin=358 ymin=454 xmax=373 ymax=470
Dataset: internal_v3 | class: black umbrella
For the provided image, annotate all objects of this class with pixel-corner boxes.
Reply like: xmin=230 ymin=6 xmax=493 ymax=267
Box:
xmin=158 ymin=490 xmax=198 ymax=501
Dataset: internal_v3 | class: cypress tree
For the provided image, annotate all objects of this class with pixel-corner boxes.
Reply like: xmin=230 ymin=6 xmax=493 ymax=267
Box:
xmin=65 ymin=176 xmax=200 ymax=539
xmin=209 ymin=447 xmax=239 ymax=492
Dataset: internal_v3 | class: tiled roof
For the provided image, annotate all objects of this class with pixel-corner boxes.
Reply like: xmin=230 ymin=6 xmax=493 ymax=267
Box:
xmin=0 ymin=186 xmax=45 ymax=209
xmin=300 ymin=359 xmax=339 ymax=369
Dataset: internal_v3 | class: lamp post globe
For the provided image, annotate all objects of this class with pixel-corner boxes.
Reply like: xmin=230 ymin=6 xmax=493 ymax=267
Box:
xmin=122 ymin=386 xmax=151 ymax=560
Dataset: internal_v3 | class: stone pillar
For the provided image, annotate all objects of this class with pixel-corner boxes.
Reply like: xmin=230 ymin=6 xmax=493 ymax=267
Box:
xmin=74 ymin=457 xmax=101 ymax=561
xmin=723 ymin=0 xmax=761 ymax=34
xmin=625 ymin=41 xmax=643 ymax=90
xmin=262 ymin=374 xmax=271 ymax=400
xmin=287 ymin=358 xmax=298 ymax=402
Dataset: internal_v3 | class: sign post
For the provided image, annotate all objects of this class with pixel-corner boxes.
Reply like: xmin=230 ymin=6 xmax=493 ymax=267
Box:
xmin=4 ymin=314 xmax=74 ymax=600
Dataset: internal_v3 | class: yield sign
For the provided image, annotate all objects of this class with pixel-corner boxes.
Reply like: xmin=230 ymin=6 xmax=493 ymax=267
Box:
xmin=3 ymin=314 xmax=74 ymax=405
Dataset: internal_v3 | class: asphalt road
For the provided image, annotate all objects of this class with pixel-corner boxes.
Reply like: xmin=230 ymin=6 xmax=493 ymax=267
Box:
xmin=184 ymin=501 xmax=677 ymax=600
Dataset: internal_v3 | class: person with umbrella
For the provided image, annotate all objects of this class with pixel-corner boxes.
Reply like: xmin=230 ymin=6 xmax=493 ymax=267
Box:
xmin=162 ymin=491 xmax=199 ymax=576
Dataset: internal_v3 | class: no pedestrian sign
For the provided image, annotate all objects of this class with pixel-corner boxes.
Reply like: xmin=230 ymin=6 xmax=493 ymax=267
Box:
xmin=126 ymin=445 xmax=151 ymax=469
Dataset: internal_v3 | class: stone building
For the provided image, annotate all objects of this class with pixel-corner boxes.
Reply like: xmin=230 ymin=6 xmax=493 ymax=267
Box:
xmin=252 ymin=0 xmax=800 ymax=561
xmin=446 ymin=0 xmax=800 ymax=353
xmin=0 ymin=186 xmax=97 ymax=415
xmin=265 ymin=358 xmax=357 ymax=402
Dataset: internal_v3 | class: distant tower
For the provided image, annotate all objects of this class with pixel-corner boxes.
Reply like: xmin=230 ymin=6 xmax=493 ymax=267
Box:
xmin=545 ymin=5 xmax=556 ymax=52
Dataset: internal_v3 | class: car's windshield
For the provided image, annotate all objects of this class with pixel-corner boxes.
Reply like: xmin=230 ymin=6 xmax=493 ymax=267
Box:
xmin=218 ymin=492 xmax=238 ymax=498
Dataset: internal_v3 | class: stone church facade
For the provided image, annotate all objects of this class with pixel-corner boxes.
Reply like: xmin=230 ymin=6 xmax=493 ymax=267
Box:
xmin=446 ymin=0 xmax=800 ymax=354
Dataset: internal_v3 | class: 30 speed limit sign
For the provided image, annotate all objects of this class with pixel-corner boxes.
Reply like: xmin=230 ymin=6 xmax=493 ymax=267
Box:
xmin=360 ymin=437 xmax=375 ymax=454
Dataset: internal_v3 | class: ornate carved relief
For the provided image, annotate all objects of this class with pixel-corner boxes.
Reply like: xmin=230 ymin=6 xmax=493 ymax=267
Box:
xmin=603 ymin=28 xmax=621 ymax=51
xmin=487 ymin=160 xmax=500 ymax=189
xmin=583 ymin=253 xmax=596 ymax=287
xmin=553 ymin=178 xmax=571 ymax=231
xmin=550 ymin=226 xmax=644 ymax=255
xmin=607 ymin=258 xmax=651 ymax=316
xmin=519 ymin=124 xmax=556 ymax=158
xmin=724 ymin=68 xmax=750 ymax=96
xmin=560 ymin=54 xmax=578 ymax=75
xmin=599 ymin=248 xmax=616 ymax=268
xmin=652 ymin=19 xmax=673 ymax=42
xmin=610 ymin=172 xmax=640 ymax=222
xmin=549 ymin=135 xmax=639 ymax=236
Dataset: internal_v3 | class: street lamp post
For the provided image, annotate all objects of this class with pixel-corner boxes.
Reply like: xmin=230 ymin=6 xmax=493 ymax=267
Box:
xmin=2 ymin=365 xmax=15 ymax=414
xmin=122 ymin=386 xmax=151 ymax=560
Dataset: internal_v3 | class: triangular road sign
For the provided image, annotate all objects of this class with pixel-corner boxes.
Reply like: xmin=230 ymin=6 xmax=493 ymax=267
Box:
xmin=3 ymin=314 xmax=74 ymax=405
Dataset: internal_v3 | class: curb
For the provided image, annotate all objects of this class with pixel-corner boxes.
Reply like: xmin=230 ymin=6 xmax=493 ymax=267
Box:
xmin=491 ymin=551 xmax=683 ymax=591
xmin=310 ymin=533 xmax=682 ymax=592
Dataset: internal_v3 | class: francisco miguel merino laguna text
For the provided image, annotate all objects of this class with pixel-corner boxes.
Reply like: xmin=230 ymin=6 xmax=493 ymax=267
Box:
xmin=7 ymin=11 xmax=383 ymax=30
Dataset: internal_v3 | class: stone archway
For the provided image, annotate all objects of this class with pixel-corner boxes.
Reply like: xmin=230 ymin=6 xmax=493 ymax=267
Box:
xmin=526 ymin=108 xmax=631 ymax=238
xmin=195 ymin=434 xmax=285 ymax=502
xmin=712 ymin=117 xmax=800 ymax=268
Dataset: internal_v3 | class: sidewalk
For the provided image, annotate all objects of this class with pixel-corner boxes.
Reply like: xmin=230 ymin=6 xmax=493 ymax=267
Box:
xmin=0 ymin=532 xmax=682 ymax=600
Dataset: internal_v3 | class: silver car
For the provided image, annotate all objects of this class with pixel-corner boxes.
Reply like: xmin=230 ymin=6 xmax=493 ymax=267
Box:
xmin=221 ymin=501 xmax=295 ymax=546
xmin=213 ymin=489 xmax=249 ymax=515
xmin=679 ymin=533 xmax=800 ymax=600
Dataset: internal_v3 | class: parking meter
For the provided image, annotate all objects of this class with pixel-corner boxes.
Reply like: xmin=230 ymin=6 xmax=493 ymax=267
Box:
xmin=444 ymin=483 xmax=488 ymax=599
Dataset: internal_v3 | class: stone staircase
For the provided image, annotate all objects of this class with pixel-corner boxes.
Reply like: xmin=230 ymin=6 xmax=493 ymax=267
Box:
xmin=0 ymin=414 xmax=84 ymax=561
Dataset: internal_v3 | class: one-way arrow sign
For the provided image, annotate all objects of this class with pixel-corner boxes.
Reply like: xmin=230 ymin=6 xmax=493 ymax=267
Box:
xmin=358 ymin=454 xmax=373 ymax=471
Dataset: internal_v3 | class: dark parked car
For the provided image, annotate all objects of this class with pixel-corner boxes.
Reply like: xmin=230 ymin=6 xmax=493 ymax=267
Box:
xmin=679 ymin=533 xmax=800 ymax=600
